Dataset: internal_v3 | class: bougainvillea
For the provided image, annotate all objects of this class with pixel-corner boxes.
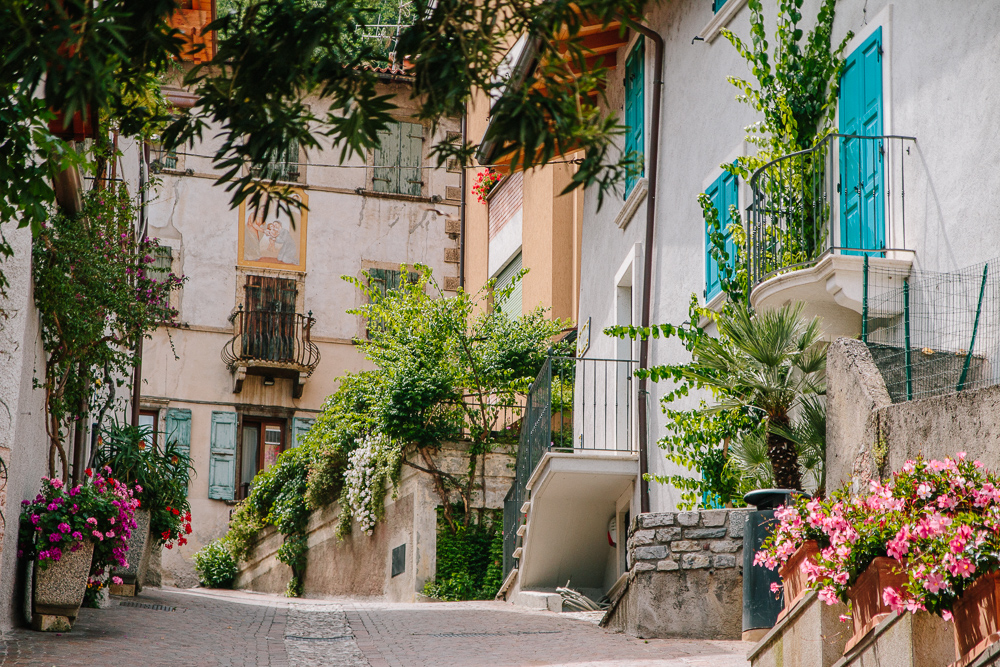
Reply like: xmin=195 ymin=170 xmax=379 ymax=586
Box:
xmin=757 ymin=453 xmax=1000 ymax=622
xmin=471 ymin=168 xmax=501 ymax=204
xmin=19 ymin=468 xmax=140 ymax=572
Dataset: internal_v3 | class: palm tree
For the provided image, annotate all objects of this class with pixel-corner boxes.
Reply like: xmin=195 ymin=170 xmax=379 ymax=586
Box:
xmin=682 ymin=302 xmax=826 ymax=491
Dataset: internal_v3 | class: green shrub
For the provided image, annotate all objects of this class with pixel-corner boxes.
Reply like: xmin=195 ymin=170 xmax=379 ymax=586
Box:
xmin=193 ymin=539 xmax=238 ymax=589
xmin=423 ymin=508 xmax=503 ymax=601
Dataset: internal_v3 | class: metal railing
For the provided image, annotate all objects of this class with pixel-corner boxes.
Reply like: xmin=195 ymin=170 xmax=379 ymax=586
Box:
xmin=502 ymin=354 xmax=637 ymax=580
xmin=748 ymin=133 xmax=917 ymax=293
xmin=221 ymin=305 xmax=321 ymax=374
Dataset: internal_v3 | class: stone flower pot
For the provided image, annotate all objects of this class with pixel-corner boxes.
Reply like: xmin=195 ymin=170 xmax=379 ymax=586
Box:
xmin=33 ymin=539 xmax=94 ymax=628
xmin=950 ymin=570 xmax=1000 ymax=667
xmin=777 ymin=539 xmax=820 ymax=622
xmin=113 ymin=508 xmax=152 ymax=593
xmin=844 ymin=556 xmax=908 ymax=653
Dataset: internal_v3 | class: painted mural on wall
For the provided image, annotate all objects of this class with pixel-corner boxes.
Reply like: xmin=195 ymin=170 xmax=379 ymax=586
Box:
xmin=238 ymin=189 xmax=308 ymax=272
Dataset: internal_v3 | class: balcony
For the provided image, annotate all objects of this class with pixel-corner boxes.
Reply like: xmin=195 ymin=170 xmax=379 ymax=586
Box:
xmin=747 ymin=133 xmax=917 ymax=339
xmin=222 ymin=306 xmax=321 ymax=398
xmin=501 ymin=355 xmax=638 ymax=601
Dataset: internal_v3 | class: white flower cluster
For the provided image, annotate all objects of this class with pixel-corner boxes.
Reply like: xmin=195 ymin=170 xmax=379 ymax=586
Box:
xmin=344 ymin=435 xmax=390 ymax=535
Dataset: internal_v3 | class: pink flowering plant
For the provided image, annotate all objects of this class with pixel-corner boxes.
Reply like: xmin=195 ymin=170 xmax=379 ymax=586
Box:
xmin=18 ymin=467 xmax=141 ymax=573
xmin=756 ymin=453 xmax=1000 ymax=622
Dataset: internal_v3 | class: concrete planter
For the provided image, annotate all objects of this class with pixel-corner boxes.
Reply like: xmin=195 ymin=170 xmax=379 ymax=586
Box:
xmin=33 ymin=540 xmax=94 ymax=624
xmin=778 ymin=540 xmax=820 ymax=622
xmin=113 ymin=508 xmax=152 ymax=593
xmin=950 ymin=570 xmax=1000 ymax=667
xmin=844 ymin=557 xmax=908 ymax=653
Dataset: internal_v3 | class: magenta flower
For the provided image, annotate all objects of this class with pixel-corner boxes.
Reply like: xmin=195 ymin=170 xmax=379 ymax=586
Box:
xmin=86 ymin=517 xmax=98 ymax=526
xmin=48 ymin=533 xmax=62 ymax=543
xmin=72 ymin=531 xmax=83 ymax=540
xmin=112 ymin=576 xmax=123 ymax=585
xmin=57 ymin=523 xmax=71 ymax=534
xmin=30 ymin=514 xmax=40 ymax=525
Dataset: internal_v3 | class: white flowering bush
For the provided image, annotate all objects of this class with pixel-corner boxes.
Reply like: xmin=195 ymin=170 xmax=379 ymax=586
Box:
xmin=339 ymin=434 xmax=401 ymax=537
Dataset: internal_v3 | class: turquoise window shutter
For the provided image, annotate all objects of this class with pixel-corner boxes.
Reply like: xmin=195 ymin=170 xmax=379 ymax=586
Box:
xmin=374 ymin=123 xmax=401 ymax=193
xmin=208 ymin=411 xmax=238 ymax=500
xmin=494 ymin=253 xmax=523 ymax=319
xmin=400 ymin=123 xmax=424 ymax=197
xmin=623 ymin=40 xmax=645 ymax=198
xmin=713 ymin=0 xmax=730 ymax=13
xmin=704 ymin=171 xmax=739 ymax=300
xmin=839 ymin=27 xmax=884 ymax=256
xmin=292 ymin=417 xmax=316 ymax=448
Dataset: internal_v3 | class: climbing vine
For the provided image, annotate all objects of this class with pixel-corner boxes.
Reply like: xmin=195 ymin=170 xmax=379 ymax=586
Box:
xmin=32 ymin=184 xmax=184 ymax=480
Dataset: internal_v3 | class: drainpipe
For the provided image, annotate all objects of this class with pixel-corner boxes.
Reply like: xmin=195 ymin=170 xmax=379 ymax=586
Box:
xmin=459 ymin=112 xmax=467 ymax=289
xmin=620 ymin=17 xmax=664 ymax=514
xmin=130 ymin=140 xmax=150 ymax=428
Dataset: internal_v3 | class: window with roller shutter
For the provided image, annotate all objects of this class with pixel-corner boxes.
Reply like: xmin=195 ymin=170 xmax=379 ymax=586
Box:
xmin=373 ymin=121 xmax=424 ymax=196
xmin=493 ymin=253 xmax=523 ymax=319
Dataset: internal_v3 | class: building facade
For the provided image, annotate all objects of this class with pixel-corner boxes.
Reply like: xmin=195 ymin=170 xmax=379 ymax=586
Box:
xmin=144 ymin=71 xmax=462 ymax=585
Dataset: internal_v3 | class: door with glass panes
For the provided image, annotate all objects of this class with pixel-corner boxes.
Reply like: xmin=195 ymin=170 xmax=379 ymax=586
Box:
xmin=243 ymin=275 xmax=297 ymax=361
xmin=239 ymin=419 xmax=285 ymax=499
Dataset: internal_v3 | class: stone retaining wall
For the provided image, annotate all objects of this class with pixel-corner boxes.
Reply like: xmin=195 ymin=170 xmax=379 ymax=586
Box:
xmin=603 ymin=509 xmax=748 ymax=639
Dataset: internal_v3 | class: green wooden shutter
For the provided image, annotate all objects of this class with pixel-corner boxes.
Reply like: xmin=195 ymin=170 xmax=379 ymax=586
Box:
xmin=291 ymin=417 xmax=315 ymax=448
xmin=624 ymin=40 xmax=645 ymax=198
xmin=165 ymin=408 xmax=192 ymax=456
xmin=713 ymin=0 xmax=729 ymax=12
xmin=374 ymin=123 xmax=402 ymax=193
xmin=494 ymin=253 xmax=523 ymax=319
xmin=400 ymin=122 xmax=424 ymax=196
xmin=705 ymin=171 xmax=738 ymax=300
xmin=208 ymin=411 xmax=237 ymax=500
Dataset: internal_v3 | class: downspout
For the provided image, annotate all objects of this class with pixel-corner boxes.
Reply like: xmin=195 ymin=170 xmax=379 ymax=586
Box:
xmin=621 ymin=18 xmax=664 ymax=514
xmin=459 ymin=112 xmax=467 ymax=289
xmin=130 ymin=140 xmax=150 ymax=428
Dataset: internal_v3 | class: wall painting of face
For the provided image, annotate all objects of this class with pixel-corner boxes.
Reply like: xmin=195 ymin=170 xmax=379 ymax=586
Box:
xmin=237 ymin=189 xmax=308 ymax=272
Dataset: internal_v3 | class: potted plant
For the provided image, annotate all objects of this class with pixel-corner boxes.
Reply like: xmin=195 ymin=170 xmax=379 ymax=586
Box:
xmin=18 ymin=471 xmax=139 ymax=630
xmin=92 ymin=422 xmax=194 ymax=593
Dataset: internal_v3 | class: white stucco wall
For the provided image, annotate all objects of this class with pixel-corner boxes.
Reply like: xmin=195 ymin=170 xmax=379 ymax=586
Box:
xmin=577 ymin=0 xmax=1000 ymax=512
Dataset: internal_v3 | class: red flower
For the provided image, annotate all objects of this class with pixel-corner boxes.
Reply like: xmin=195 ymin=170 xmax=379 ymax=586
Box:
xmin=184 ymin=512 xmax=191 ymax=522
xmin=184 ymin=524 xmax=192 ymax=534
xmin=178 ymin=537 xmax=187 ymax=546
xmin=162 ymin=530 xmax=171 ymax=540
xmin=85 ymin=468 xmax=93 ymax=477
xmin=171 ymin=508 xmax=180 ymax=516
xmin=165 ymin=543 xmax=173 ymax=549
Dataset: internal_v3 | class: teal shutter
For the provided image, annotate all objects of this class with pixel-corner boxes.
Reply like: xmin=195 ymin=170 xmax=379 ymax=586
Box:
xmin=165 ymin=408 xmax=192 ymax=456
xmin=705 ymin=171 xmax=738 ymax=300
xmin=400 ymin=123 xmax=424 ymax=196
xmin=623 ymin=40 xmax=645 ymax=198
xmin=208 ymin=411 xmax=237 ymax=500
xmin=839 ymin=27 xmax=884 ymax=256
xmin=374 ymin=123 xmax=402 ymax=193
xmin=494 ymin=253 xmax=523 ymax=319
xmin=291 ymin=417 xmax=315 ymax=448
xmin=713 ymin=0 xmax=729 ymax=12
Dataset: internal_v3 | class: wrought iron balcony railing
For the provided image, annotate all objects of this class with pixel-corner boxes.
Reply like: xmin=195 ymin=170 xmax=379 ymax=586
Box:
xmin=222 ymin=306 xmax=320 ymax=394
xmin=748 ymin=133 xmax=917 ymax=294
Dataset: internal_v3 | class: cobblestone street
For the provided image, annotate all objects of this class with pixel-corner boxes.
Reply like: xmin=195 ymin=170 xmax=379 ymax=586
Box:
xmin=0 ymin=587 xmax=750 ymax=667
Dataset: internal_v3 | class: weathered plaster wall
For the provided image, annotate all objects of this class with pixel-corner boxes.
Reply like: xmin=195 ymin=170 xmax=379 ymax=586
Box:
xmin=577 ymin=0 xmax=1000 ymax=513
xmin=0 ymin=226 xmax=52 ymax=630
xmin=603 ymin=509 xmax=747 ymax=639
xmin=828 ymin=337 xmax=1000 ymax=494
xmin=832 ymin=610 xmax=954 ymax=667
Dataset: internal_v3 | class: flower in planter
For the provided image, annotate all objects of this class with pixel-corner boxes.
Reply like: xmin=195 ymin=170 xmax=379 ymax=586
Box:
xmin=471 ymin=168 xmax=502 ymax=204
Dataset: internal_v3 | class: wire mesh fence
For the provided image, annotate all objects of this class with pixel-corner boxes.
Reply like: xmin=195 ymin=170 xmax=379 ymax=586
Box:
xmin=864 ymin=257 xmax=1000 ymax=403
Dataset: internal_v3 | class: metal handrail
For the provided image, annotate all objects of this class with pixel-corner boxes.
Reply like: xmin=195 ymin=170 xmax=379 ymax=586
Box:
xmin=221 ymin=306 xmax=321 ymax=375
xmin=747 ymin=132 xmax=917 ymax=294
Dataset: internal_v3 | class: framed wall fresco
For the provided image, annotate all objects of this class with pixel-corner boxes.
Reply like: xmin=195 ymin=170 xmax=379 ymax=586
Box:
xmin=237 ymin=189 xmax=308 ymax=272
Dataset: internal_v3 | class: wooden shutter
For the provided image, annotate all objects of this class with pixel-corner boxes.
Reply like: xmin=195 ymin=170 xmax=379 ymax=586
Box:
xmin=713 ymin=0 xmax=729 ymax=12
xmin=373 ymin=123 xmax=401 ymax=193
xmin=624 ymin=40 xmax=645 ymax=198
xmin=148 ymin=246 xmax=173 ymax=283
xmin=208 ymin=411 xmax=237 ymax=500
xmin=494 ymin=253 xmax=523 ymax=319
xmin=291 ymin=417 xmax=315 ymax=448
xmin=704 ymin=172 xmax=739 ymax=300
xmin=400 ymin=122 xmax=424 ymax=196
xmin=165 ymin=408 xmax=192 ymax=456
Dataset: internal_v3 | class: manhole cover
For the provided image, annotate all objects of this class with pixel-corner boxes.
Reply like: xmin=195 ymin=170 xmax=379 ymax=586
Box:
xmin=116 ymin=601 xmax=176 ymax=612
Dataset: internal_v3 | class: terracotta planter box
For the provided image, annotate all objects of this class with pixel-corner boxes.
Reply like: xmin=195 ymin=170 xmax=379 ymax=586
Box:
xmin=950 ymin=570 xmax=1000 ymax=667
xmin=844 ymin=556 xmax=908 ymax=653
xmin=33 ymin=540 xmax=94 ymax=625
xmin=777 ymin=540 xmax=820 ymax=621
xmin=113 ymin=508 xmax=152 ymax=594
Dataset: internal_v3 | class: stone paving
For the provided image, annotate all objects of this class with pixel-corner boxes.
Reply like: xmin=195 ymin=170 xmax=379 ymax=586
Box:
xmin=0 ymin=587 xmax=751 ymax=666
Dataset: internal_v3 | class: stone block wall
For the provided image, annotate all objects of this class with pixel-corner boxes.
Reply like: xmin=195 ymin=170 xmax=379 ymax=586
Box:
xmin=627 ymin=509 xmax=747 ymax=575
xmin=603 ymin=509 xmax=748 ymax=639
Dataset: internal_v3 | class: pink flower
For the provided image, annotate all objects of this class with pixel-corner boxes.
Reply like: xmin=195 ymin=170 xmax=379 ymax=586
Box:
xmin=50 ymin=479 xmax=63 ymax=489
xmin=883 ymin=586 xmax=903 ymax=612
xmin=106 ymin=530 xmax=115 ymax=539
xmin=954 ymin=559 xmax=975 ymax=578
xmin=57 ymin=523 xmax=71 ymax=534
xmin=112 ymin=576 xmax=123 ymax=585
xmin=92 ymin=530 xmax=104 ymax=541
xmin=917 ymin=483 xmax=933 ymax=499
xmin=72 ymin=531 xmax=83 ymax=540
xmin=48 ymin=533 xmax=61 ymax=542
xmin=949 ymin=538 xmax=966 ymax=554
xmin=770 ymin=582 xmax=780 ymax=593
xmin=818 ymin=586 xmax=838 ymax=605
xmin=938 ymin=495 xmax=958 ymax=510
xmin=86 ymin=517 xmax=98 ymax=526
xmin=924 ymin=572 xmax=947 ymax=593
xmin=942 ymin=610 xmax=954 ymax=621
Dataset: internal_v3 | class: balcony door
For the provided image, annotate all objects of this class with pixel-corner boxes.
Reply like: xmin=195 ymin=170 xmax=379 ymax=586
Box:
xmin=244 ymin=275 xmax=297 ymax=362
xmin=239 ymin=419 xmax=285 ymax=499
xmin=839 ymin=27 xmax=884 ymax=256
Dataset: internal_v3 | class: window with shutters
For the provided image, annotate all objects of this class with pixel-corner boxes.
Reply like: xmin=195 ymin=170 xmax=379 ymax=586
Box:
xmin=251 ymin=139 xmax=302 ymax=183
xmin=365 ymin=268 xmax=419 ymax=337
xmin=713 ymin=0 xmax=730 ymax=12
xmin=238 ymin=418 xmax=285 ymax=499
xmin=147 ymin=245 xmax=174 ymax=283
xmin=372 ymin=121 xmax=424 ymax=196
xmin=623 ymin=41 xmax=645 ymax=198
xmin=209 ymin=411 xmax=238 ymax=500
xmin=704 ymin=171 xmax=739 ymax=301
xmin=493 ymin=253 xmax=523 ymax=319
xmin=243 ymin=275 xmax=298 ymax=362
